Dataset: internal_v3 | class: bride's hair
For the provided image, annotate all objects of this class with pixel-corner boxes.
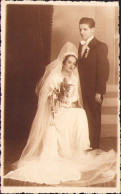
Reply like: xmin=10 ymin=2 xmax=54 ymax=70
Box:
xmin=62 ymin=54 xmax=78 ymax=67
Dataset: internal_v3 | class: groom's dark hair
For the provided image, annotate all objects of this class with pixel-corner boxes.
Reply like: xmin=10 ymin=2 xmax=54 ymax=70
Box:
xmin=79 ymin=17 xmax=95 ymax=28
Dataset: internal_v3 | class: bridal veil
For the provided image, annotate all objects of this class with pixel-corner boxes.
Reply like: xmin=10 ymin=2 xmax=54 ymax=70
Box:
xmin=16 ymin=42 xmax=83 ymax=167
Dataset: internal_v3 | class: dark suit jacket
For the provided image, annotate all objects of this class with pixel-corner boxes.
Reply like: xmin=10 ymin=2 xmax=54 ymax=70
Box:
xmin=78 ymin=37 xmax=109 ymax=96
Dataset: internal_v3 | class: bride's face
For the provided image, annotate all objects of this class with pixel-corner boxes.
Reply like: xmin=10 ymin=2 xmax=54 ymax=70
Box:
xmin=63 ymin=56 xmax=77 ymax=74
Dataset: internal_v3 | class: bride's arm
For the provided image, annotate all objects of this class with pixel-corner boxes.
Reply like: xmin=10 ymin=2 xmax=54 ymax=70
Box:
xmin=47 ymin=74 xmax=60 ymax=97
xmin=46 ymin=74 xmax=62 ymax=112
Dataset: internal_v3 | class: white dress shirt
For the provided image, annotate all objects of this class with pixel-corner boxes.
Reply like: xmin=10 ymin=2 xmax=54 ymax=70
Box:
xmin=80 ymin=36 xmax=94 ymax=58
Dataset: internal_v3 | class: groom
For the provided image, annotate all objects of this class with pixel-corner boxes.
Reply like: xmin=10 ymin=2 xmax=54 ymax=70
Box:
xmin=78 ymin=17 xmax=109 ymax=149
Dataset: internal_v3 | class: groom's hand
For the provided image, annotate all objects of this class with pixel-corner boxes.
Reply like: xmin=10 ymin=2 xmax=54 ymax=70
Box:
xmin=95 ymin=93 xmax=102 ymax=104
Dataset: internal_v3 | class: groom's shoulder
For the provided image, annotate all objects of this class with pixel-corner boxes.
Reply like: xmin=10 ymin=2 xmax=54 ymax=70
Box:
xmin=95 ymin=38 xmax=108 ymax=48
xmin=95 ymin=38 xmax=108 ymax=54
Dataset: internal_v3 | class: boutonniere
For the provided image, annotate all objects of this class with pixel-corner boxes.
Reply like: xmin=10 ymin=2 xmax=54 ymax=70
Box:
xmin=84 ymin=46 xmax=90 ymax=58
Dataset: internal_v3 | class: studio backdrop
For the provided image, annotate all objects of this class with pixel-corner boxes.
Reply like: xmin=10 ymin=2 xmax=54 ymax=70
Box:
xmin=5 ymin=5 xmax=53 ymax=139
xmin=4 ymin=4 xmax=119 ymax=144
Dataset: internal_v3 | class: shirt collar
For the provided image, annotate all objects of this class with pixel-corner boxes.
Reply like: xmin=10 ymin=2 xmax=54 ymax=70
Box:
xmin=86 ymin=35 xmax=94 ymax=45
xmin=80 ymin=35 xmax=94 ymax=46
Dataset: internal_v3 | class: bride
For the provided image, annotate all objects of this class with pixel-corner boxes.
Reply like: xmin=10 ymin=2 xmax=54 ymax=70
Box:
xmin=4 ymin=42 xmax=116 ymax=186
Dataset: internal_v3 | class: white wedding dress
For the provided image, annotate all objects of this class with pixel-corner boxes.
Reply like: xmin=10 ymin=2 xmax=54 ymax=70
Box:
xmin=4 ymin=72 xmax=116 ymax=186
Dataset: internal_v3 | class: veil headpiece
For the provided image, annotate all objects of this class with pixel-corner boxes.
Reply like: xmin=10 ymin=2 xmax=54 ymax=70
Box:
xmin=16 ymin=42 xmax=83 ymax=167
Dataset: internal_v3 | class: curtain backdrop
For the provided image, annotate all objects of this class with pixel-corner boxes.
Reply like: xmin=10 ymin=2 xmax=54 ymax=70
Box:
xmin=4 ymin=5 xmax=53 ymax=140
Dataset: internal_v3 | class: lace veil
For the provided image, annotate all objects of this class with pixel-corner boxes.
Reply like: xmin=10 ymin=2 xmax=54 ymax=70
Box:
xmin=17 ymin=42 xmax=83 ymax=167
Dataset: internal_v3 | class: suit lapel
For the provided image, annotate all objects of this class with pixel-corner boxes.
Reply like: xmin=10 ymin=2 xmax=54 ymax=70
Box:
xmin=78 ymin=37 xmax=97 ymax=61
xmin=83 ymin=37 xmax=97 ymax=59
xmin=78 ymin=43 xmax=83 ymax=60
xmin=88 ymin=37 xmax=97 ymax=51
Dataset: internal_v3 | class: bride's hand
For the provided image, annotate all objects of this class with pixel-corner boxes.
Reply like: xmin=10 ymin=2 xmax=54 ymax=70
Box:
xmin=61 ymin=96 xmax=68 ymax=104
xmin=48 ymin=95 xmax=53 ymax=102
xmin=71 ymin=101 xmax=78 ymax=108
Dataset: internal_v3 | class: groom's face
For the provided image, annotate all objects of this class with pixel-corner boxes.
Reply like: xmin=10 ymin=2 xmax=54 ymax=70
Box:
xmin=79 ymin=24 xmax=95 ymax=41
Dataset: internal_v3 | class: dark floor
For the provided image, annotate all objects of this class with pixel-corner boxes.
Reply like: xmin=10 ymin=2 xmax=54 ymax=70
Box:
xmin=3 ymin=137 xmax=118 ymax=187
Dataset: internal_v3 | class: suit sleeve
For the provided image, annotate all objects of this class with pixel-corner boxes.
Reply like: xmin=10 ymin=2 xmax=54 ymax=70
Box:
xmin=78 ymin=43 xmax=81 ymax=61
xmin=96 ymin=43 xmax=110 ymax=94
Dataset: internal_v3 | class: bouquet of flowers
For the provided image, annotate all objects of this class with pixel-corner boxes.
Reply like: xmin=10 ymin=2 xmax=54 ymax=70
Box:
xmin=59 ymin=78 xmax=73 ymax=102
xmin=49 ymin=78 xmax=73 ymax=114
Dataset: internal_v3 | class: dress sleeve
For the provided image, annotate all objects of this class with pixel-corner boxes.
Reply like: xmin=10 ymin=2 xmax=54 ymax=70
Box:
xmin=47 ymin=74 xmax=61 ymax=97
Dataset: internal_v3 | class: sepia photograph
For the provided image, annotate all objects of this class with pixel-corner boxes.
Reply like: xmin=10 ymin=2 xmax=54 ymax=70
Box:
xmin=1 ymin=1 xmax=120 ymax=193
